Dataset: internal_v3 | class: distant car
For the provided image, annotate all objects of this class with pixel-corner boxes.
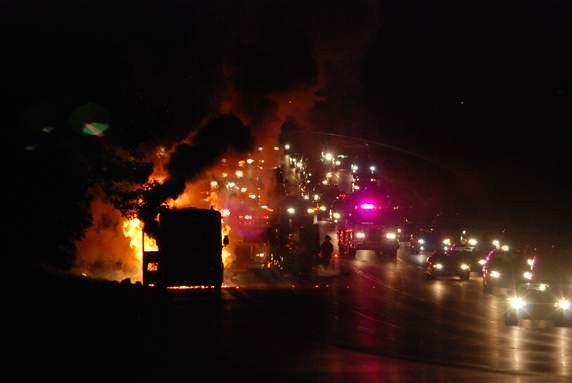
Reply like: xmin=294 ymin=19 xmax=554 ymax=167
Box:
xmin=482 ymin=249 xmax=528 ymax=294
xmin=453 ymin=246 xmax=487 ymax=275
xmin=505 ymin=282 xmax=571 ymax=326
xmin=425 ymin=251 xmax=471 ymax=281
xmin=410 ymin=230 xmax=442 ymax=255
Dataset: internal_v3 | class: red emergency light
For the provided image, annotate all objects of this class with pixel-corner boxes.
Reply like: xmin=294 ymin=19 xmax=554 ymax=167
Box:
xmin=354 ymin=202 xmax=381 ymax=210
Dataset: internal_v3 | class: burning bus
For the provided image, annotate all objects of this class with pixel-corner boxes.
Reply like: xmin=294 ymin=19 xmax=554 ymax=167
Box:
xmin=143 ymin=208 xmax=227 ymax=290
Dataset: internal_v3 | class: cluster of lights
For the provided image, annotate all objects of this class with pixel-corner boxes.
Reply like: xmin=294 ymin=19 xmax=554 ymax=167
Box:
xmin=491 ymin=239 xmax=510 ymax=251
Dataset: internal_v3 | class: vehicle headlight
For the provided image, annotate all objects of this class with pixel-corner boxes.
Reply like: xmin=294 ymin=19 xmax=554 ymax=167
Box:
xmin=418 ymin=239 xmax=425 ymax=245
xmin=523 ymin=271 xmax=533 ymax=280
xmin=434 ymin=263 xmax=443 ymax=270
xmin=256 ymin=252 xmax=266 ymax=258
xmin=386 ymin=232 xmax=397 ymax=240
xmin=460 ymin=263 xmax=470 ymax=271
xmin=333 ymin=212 xmax=341 ymax=220
xmin=557 ymin=298 xmax=570 ymax=310
xmin=468 ymin=238 xmax=478 ymax=246
xmin=356 ymin=232 xmax=366 ymax=239
xmin=490 ymin=270 xmax=501 ymax=279
xmin=478 ymin=259 xmax=486 ymax=266
xmin=510 ymin=297 xmax=526 ymax=310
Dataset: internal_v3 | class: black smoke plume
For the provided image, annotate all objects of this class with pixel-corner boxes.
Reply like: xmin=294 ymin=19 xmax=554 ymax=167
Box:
xmin=140 ymin=114 xmax=252 ymax=235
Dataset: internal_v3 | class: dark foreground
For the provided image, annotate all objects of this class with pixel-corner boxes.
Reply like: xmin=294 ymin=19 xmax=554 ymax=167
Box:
xmin=18 ymin=248 xmax=571 ymax=382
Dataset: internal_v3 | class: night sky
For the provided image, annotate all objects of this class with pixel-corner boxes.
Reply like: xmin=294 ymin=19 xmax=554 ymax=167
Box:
xmin=7 ymin=0 xmax=572 ymax=246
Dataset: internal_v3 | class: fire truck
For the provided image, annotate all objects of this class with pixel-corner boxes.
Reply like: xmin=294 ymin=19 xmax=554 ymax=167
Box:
xmin=142 ymin=208 xmax=226 ymax=290
xmin=336 ymin=192 xmax=400 ymax=259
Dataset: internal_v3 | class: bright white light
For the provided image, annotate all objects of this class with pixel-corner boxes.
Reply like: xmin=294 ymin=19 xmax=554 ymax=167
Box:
xmin=221 ymin=209 xmax=231 ymax=217
xmin=256 ymin=252 xmax=266 ymax=258
xmin=319 ymin=205 xmax=327 ymax=211
xmin=418 ymin=239 xmax=425 ymax=245
xmin=523 ymin=271 xmax=533 ymax=280
xmin=227 ymin=182 xmax=236 ymax=188
xmin=434 ymin=263 xmax=443 ymax=270
xmin=492 ymin=240 xmax=500 ymax=248
xmin=249 ymin=194 xmax=257 ymax=200
xmin=307 ymin=208 xmax=315 ymax=214
xmin=558 ymin=298 xmax=570 ymax=310
xmin=287 ymin=207 xmax=296 ymax=215
xmin=284 ymin=144 xmax=291 ymax=150
xmin=244 ymin=215 xmax=253 ymax=220
xmin=322 ymin=180 xmax=328 ymax=185
xmin=221 ymin=172 xmax=228 ymax=178
xmin=351 ymin=164 xmax=358 ymax=172
xmin=210 ymin=180 xmax=219 ymax=189
xmin=468 ymin=238 xmax=478 ymax=246
xmin=273 ymin=146 xmax=279 ymax=151
xmin=420 ymin=246 xmax=425 ymax=251
xmin=313 ymin=194 xmax=320 ymax=201
xmin=335 ymin=160 xmax=341 ymax=166
xmin=527 ymin=258 xmax=534 ymax=266
xmin=240 ymin=187 xmax=247 ymax=193
xmin=353 ymin=185 xmax=360 ymax=190
xmin=460 ymin=263 xmax=470 ymax=271
xmin=385 ymin=232 xmax=397 ymax=240
xmin=369 ymin=165 xmax=376 ymax=172
xmin=490 ymin=270 xmax=501 ymax=279
xmin=324 ymin=152 xmax=334 ymax=161
xmin=246 ymin=159 xmax=255 ymax=164
xmin=303 ymin=195 xmax=310 ymax=200
xmin=462 ymin=230 xmax=467 ymax=235
xmin=355 ymin=232 xmax=366 ymax=239
xmin=443 ymin=238 xmax=451 ymax=245
xmin=397 ymin=228 xmax=402 ymax=233
xmin=478 ymin=259 xmax=486 ymax=266
xmin=501 ymin=245 xmax=510 ymax=251
xmin=326 ymin=172 xmax=333 ymax=178
xmin=235 ymin=170 xmax=244 ymax=178
xmin=510 ymin=297 xmax=526 ymax=310
xmin=538 ymin=283 xmax=548 ymax=291
xmin=258 ymin=146 xmax=263 ymax=151
xmin=333 ymin=212 xmax=341 ymax=220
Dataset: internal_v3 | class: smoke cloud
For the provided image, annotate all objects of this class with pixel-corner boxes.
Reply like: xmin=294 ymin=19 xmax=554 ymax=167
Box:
xmin=140 ymin=114 xmax=252 ymax=234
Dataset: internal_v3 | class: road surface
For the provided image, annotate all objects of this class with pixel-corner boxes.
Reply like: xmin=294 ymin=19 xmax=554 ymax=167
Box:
xmin=137 ymin=246 xmax=571 ymax=382
xmin=25 ymin=239 xmax=571 ymax=382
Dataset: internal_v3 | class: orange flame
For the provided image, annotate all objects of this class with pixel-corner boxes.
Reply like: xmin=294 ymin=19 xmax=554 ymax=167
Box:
xmin=121 ymin=218 xmax=158 ymax=260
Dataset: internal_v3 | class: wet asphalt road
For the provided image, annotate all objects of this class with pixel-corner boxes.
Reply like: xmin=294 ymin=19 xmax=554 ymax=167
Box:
xmin=142 ymin=245 xmax=571 ymax=383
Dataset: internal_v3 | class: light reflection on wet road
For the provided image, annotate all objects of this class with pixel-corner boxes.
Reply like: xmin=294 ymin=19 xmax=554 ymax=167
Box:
xmin=159 ymin=245 xmax=571 ymax=382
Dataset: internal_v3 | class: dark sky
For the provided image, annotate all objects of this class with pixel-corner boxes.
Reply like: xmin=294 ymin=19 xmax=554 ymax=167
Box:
xmin=7 ymin=0 xmax=572 ymax=243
